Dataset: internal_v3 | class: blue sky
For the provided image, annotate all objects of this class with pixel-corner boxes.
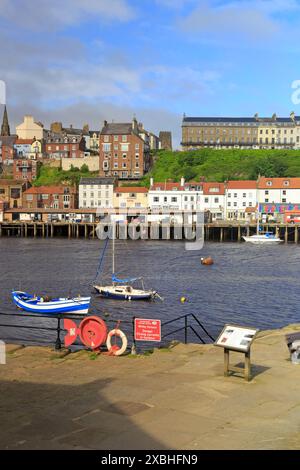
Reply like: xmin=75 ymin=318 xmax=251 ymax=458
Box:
xmin=1 ymin=0 xmax=300 ymax=147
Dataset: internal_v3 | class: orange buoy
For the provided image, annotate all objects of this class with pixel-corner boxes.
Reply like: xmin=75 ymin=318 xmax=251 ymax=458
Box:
xmin=201 ymin=256 xmax=214 ymax=266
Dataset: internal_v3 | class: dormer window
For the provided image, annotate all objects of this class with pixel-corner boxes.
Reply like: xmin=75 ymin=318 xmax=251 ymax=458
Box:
xmin=283 ymin=180 xmax=290 ymax=186
xmin=266 ymin=181 xmax=272 ymax=186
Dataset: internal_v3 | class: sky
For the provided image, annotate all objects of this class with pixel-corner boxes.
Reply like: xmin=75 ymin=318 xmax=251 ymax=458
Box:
xmin=1 ymin=0 xmax=300 ymax=148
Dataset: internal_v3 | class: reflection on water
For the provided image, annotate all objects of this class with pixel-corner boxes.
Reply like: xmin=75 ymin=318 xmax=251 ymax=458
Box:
xmin=1 ymin=238 xmax=300 ymax=344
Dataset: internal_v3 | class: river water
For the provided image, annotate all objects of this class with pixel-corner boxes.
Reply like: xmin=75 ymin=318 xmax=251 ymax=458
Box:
xmin=0 ymin=238 xmax=299 ymax=346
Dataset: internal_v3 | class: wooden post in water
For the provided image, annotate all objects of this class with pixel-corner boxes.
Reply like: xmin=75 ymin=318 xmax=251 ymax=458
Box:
xmin=84 ymin=223 xmax=88 ymax=239
xmin=238 ymin=225 xmax=241 ymax=242
xmin=220 ymin=227 xmax=223 ymax=242
xmin=25 ymin=223 xmax=27 ymax=237
xmin=76 ymin=223 xmax=79 ymax=238
xmin=51 ymin=223 xmax=54 ymax=238
xmin=33 ymin=223 xmax=37 ymax=238
xmin=295 ymin=226 xmax=299 ymax=244
xmin=0 ymin=224 xmax=2 ymax=237
xmin=68 ymin=223 xmax=71 ymax=239
xmin=285 ymin=225 xmax=288 ymax=244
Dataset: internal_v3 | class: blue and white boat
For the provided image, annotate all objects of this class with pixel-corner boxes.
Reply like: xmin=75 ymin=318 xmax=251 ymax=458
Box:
xmin=12 ymin=291 xmax=91 ymax=314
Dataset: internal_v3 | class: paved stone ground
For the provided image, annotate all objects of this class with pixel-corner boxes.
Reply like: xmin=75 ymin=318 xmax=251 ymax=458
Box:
xmin=1 ymin=325 xmax=300 ymax=450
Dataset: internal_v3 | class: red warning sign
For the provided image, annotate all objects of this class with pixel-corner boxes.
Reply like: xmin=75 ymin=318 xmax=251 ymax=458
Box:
xmin=134 ymin=318 xmax=161 ymax=342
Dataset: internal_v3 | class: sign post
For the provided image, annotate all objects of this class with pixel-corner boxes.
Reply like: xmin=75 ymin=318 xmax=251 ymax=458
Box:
xmin=134 ymin=318 xmax=161 ymax=342
xmin=215 ymin=324 xmax=259 ymax=381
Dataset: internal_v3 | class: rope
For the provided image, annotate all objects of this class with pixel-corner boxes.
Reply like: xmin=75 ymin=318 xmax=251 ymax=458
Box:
xmin=92 ymin=238 xmax=109 ymax=285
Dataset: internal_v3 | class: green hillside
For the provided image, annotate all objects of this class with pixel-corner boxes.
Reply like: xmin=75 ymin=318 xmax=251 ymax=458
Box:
xmin=33 ymin=164 xmax=98 ymax=187
xmin=142 ymin=149 xmax=300 ymax=184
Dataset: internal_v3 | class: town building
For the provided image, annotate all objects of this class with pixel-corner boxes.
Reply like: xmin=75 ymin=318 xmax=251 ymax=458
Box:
xmin=0 ymin=135 xmax=17 ymax=165
xmin=13 ymin=158 xmax=40 ymax=182
xmin=201 ymin=182 xmax=225 ymax=220
xmin=16 ymin=115 xmax=45 ymax=140
xmin=225 ymin=180 xmax=257 ymax=220
xmin=114 ymin=187 xmax=148 ymax=209
xmin=45 ymin=133 xmax=86 ymax=159
xmin=159 ymin=131 xmax=172 ymax=150
xmin=99 ymin=118 xmax=150 ymax=179
xmin=182 ymin=113 xmax=300 ymax=150
xmin=0 ymin=179 xmax=28 ymax=208
xmin=148 ymin=178 xmax=203 ymax=212
xmin=79 ymin=177 xmax=115 ymax=209
xmin=50 ymin=122 xmax=96 ymax=154
xmin=22 ymin=185 xmax=77 ymax=210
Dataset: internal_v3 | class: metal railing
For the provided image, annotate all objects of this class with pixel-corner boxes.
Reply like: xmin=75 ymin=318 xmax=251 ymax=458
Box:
xmin=0 ymin=311 xmax=215 ymax=351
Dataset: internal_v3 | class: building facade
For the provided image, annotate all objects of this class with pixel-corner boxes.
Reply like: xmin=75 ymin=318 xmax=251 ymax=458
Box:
xmin=114 ymin=187 xmax=148 ymax=209
xmin=79 ymin=177 xmax=115 ymax=209
xmin=225 ymin=180 xmax=257 ymax=220
xmin=99 ymin=118 xmax=150 ymax=179
xmin=13 ymin=158 xmax=40 ymax=182
xmin=148 ymin=178 xmax=203 ymax=212
xmin=182 ymin=113 xmax=300 ymax=150
xmin=159 ymin=131 xmax=172 ymax=150
xmin=22 ymin=185 xmax=77 ymax=210
xmin=45 ymin=133 xmax=86 ymax=159
xmin=0 ymin=179 xmax=27 ymax=208
xmin=16 ymin=115 xmax=45 ymax=140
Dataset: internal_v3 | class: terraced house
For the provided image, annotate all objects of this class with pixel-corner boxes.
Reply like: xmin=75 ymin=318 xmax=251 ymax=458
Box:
xmin=182 ymin=112 xmax=300 ymax=150
xmin=99 ymin=117 xmax=150 ymax=179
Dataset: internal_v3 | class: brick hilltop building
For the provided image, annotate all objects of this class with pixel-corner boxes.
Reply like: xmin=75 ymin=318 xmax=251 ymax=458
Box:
xmin=99 ymin=117 xmax=150 ymax=179
xmin=45 ymin=133 xmax=86 ymax=159
xmin=22 ymin=185 xmax=77 ymax=210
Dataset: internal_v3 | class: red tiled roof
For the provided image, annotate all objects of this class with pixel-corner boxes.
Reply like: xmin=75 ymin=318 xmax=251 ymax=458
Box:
xmin=116 ymin=187 xmax=148 ymax=193
xmin=151 ymin=182 xmax=183 ymax=191
xmin=227 ymin=180 xmax=257 ymax=189
xmin=0 ymin=179 xmax=25 ymax=186
xmin=24 ymin=185 xmax=76 ymax=194
xmin=15 ymin=139 xmax=34 ymax=145
xmin=258 ymin=177 xmax=300 ymax=189
xmin=202 ymin=182 xmax=225 ymax=195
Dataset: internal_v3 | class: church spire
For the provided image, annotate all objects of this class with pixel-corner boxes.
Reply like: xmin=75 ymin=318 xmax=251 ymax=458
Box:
xmin=1 ymin=105 xmax=10 ymax=136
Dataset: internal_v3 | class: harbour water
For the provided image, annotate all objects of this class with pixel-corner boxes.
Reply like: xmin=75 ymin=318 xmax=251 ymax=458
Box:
xmin=1 ymin=238 xmax=300 ymax=344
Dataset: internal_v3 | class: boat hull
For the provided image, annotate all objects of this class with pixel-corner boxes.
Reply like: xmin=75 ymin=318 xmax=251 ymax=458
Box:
xmin=12 ymin=291 xmax=91 ymax=314
xmin=242 ymin=236 xmax=283 ymax=245
xmin=94 ymin=285 xmax=154 ymax=301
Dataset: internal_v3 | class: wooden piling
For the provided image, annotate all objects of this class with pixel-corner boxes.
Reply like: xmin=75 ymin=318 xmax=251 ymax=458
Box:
xmin=285 ymin=225 xmax=288 ymax=244
xmin=295 ymin=226 xmax=299 ymax=244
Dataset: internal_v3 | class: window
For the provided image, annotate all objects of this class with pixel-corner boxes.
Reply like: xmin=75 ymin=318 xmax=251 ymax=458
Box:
xmin=26 ymin=195 xmax=33 ymax=201
xmin=249 ymin=202 xmax=252 ymax=207
xmin=234 ymin=202 xmax=237 ymax=207
xmin=283 ymin=180 xmax=290 ymax=186
xmin=104 ymin=135 xmax=109 ymax=142
xmin=135 ymin=162 xmax=139 ymax=168
xmin=214 ymin=197 xmax=219 ymax=203
xmin=122 ymin=162 xmax=127 ymax=168
xmin=171 ymin=197 xmax=177 ymax=202
xmin=122 ymin=135 xmax=127 ymax=142
xmin=103 ymin=143 xmax=111 ymax=152
xmin=204 ymin=197 xmax=209 ymax=203
xmin=121 ymin=144 xmax=129 ymax=152
xmin=265 ymin=198 xmax=269 ymax=203
xmin=228 ymin=202 xmax=231 ymax=207
xmin=282 ymin=198 xmax=287 ymax=203
xmin=243 ymin=202 xmax=246 ymax=206
xmin=283 ymin=190 xmax=286 ymax=195
xmin=228 ymin=193 xmax=231 ymax=198
xmin=243 ymin=193 xmax=246 ymax=198
xmin=135 ymin=144 xmax=139 ymax=150
xmin=114 ymin=135 xmax=118 ymax=141
xmin=265 ymin=190 xmax=269 ymax=195
xmin=154 ymin=196 xmax=159 ymax=202
xmin=135 ymin=154 xmax=139 ymax=159
xmin=42 ymin=194 xmax=48 ymax=199
xmin=129 ymin=193 xmax=136 ymax=198
xmin=234 ymin=193 xmax=237 ymax=198
xmin=114 ymin=145 xmax=118 ymax=150
xmin=266 ymin=181 xmax=272 ymax=186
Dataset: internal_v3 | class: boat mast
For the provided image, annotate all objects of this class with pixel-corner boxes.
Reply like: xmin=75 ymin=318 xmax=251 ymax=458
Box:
xmin=112 ymin=222 xmax=115 ymax=276
xmin=257 ymin=206 xmax=260 ymax=234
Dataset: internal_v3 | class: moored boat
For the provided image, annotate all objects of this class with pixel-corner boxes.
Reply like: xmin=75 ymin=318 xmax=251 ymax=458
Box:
xmin=94 ymin=284 xmax=156 ymax=300
xmin=242 ymin=233 xmax=283 ymax=244
xmin=12 ymin=291 xmax=91 ymax=314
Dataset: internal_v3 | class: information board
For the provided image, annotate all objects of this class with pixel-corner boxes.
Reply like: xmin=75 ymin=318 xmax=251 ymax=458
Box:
xmin=134 ymin=318 xmax=161 ymax=342
xmin=215 ymin=324 xmax=259 ymax=352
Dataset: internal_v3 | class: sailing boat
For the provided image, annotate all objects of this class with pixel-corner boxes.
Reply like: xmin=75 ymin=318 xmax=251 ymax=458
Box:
xmin=242 ymin=206 xmax=283 ymax=244
xmin=93 ymin=224 xmax=159 ymax=300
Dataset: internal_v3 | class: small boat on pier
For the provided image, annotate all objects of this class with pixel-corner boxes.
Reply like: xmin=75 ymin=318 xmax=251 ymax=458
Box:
xmin=12 ymin=291 xmax=91 ymax=314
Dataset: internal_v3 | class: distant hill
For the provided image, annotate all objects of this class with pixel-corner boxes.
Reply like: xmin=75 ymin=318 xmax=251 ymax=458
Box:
xmin=142 ymin=149 xmax=300 ymax=184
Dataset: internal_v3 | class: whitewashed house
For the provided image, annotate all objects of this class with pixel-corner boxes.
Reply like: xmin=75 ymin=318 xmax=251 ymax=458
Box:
xmin=79 ymin=177 xmax=115 ymax=209
xmin=257 ymin=177 xmax=300 ymax=205
xmin=225 ymin=180 xmax=257 ymax=220
xmin=200 ymin=182 xmax=225 ymax=221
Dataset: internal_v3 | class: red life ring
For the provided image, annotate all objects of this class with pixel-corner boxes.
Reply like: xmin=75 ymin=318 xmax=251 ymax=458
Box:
xmin=106 ymin=329 xmax=128 ymax=356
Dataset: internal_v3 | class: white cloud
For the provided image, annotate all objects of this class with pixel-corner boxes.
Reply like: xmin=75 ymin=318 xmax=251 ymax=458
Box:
xmin=179 ymin=0 xmax=300 ymax=40
xmin=0 ymin=0 xmax=135 ymax=31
